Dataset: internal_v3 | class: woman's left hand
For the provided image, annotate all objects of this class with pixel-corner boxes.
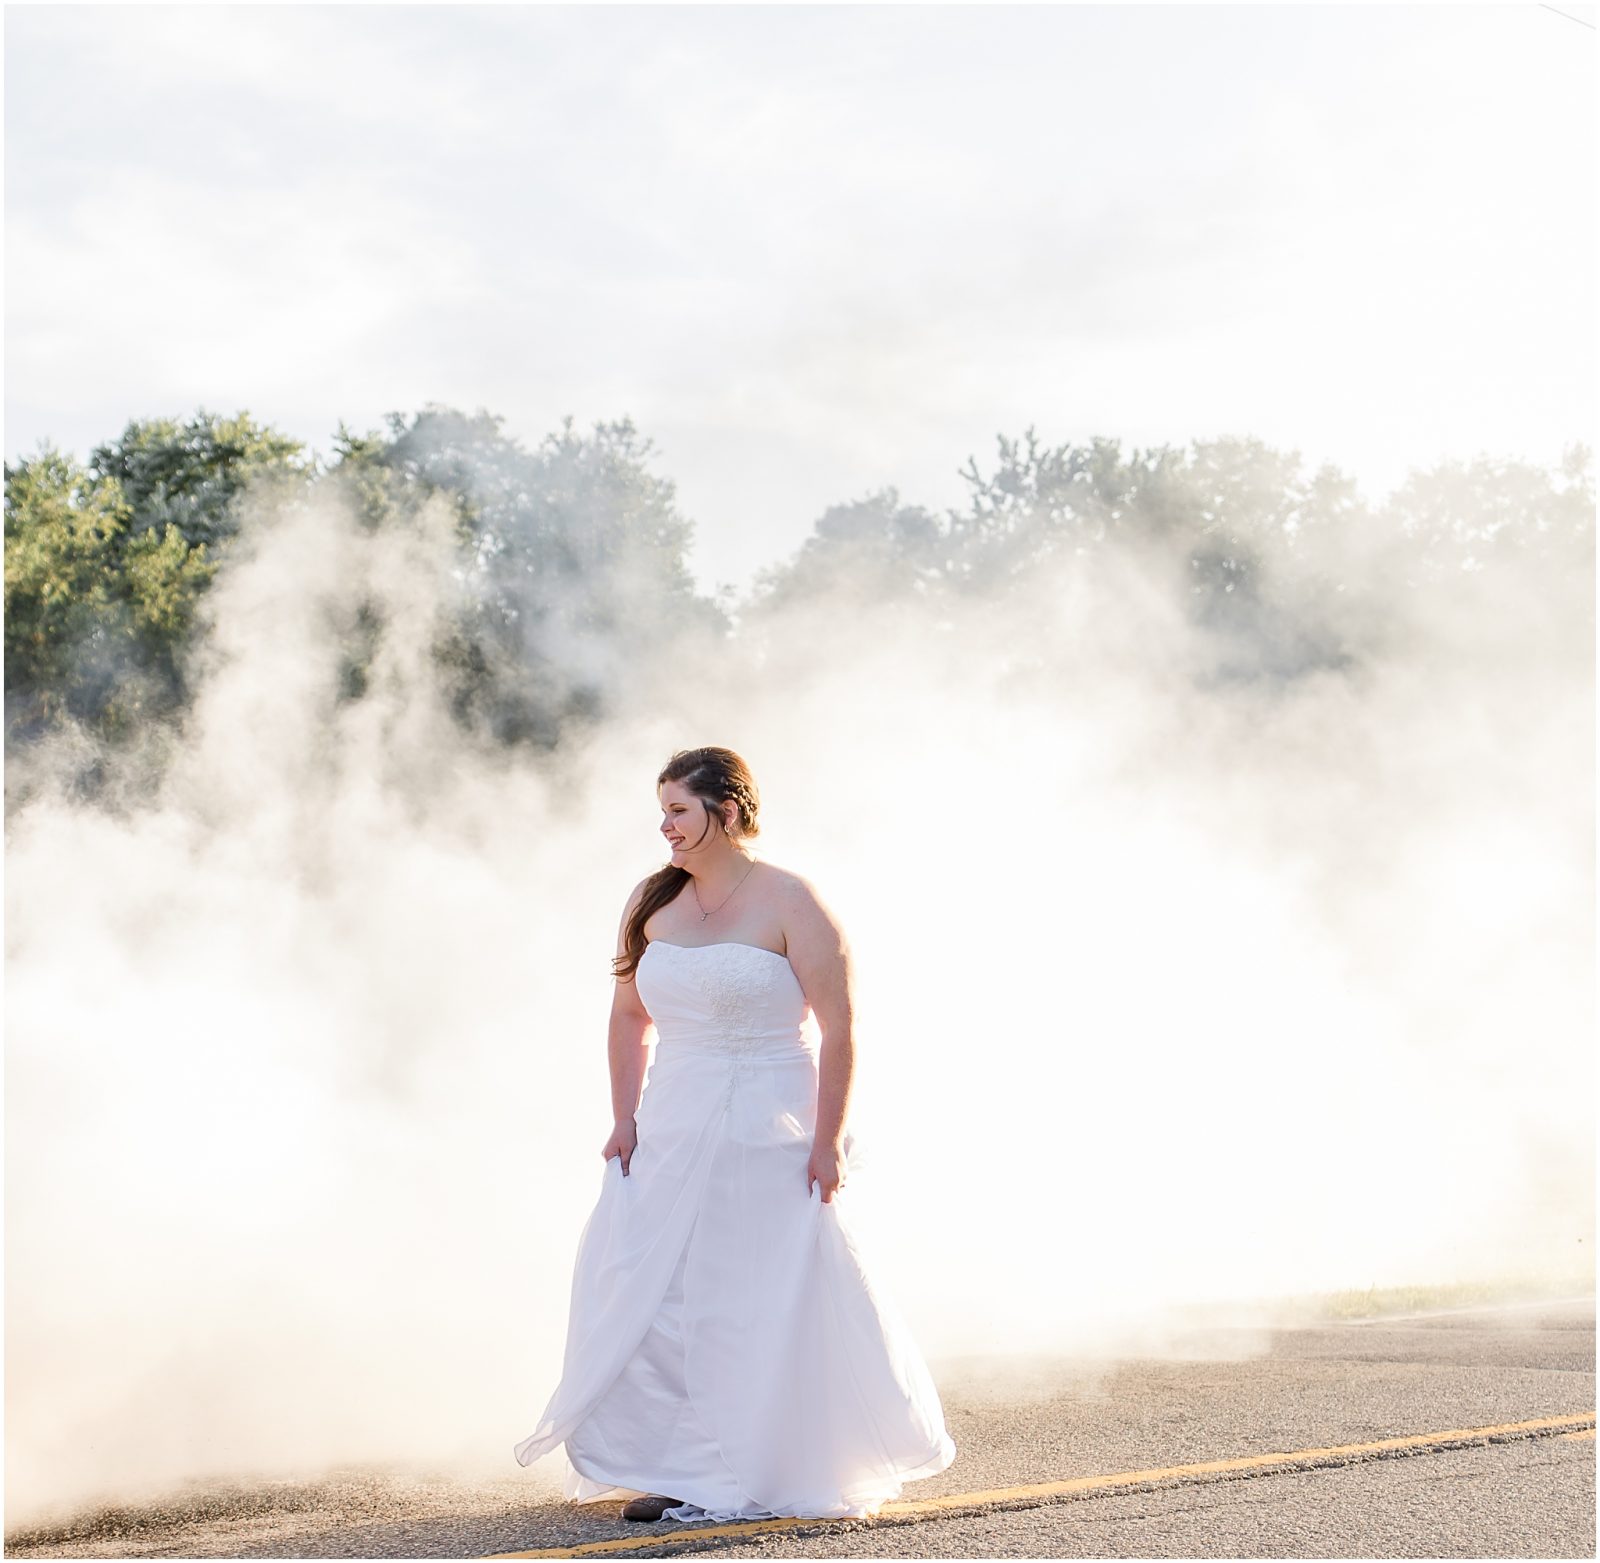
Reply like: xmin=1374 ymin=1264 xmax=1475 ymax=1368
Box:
xmin=807 ymin=1139 xmax=845 ymax=1203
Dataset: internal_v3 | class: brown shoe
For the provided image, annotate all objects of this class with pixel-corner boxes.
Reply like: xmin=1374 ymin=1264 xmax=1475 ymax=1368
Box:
xmin=622 ymin=1493 xmax=684 ymax=1522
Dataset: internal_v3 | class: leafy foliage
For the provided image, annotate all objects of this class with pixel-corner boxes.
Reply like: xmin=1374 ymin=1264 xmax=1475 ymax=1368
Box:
xmin=5 ymin=402 xmax=1592 ymax=789
xmin=748 ymin=427 xmax=1595 ymax=685
xmin=5 ymin=447 xmax=216 ymax=738
xmin=88 ymin=408 xmax=310 ymax=552
xmin=326 ymin=405 xmax=722 ymax=745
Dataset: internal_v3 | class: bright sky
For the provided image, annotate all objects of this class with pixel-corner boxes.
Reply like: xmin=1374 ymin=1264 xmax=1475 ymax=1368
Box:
xmin=5 ymin=2 xmax=1595 ymax=595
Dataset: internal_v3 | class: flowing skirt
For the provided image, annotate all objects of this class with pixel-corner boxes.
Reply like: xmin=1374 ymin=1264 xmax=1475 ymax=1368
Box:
xmin=513 ymin=1042 xmax=956 ymax=1522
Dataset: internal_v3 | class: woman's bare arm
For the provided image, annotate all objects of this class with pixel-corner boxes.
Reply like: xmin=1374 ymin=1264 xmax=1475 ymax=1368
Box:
xmin=601 ymin=881 xmax=654 ymax=1171
xmin=781 ymin=875 xmax=857 ymax=1164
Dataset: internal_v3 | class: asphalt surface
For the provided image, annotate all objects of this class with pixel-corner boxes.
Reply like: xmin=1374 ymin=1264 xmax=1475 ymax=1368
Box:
xmin=6 ymin=1298 xmax=1593 ymax=1560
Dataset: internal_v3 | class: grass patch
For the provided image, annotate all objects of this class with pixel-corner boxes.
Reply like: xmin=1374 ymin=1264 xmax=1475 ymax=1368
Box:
xmin=1302 ymin=1265 xmax=1594 ymax=1320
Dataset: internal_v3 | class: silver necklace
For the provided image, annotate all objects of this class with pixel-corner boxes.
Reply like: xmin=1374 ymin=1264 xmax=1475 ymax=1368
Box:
xmin=694 ymin=857 xmax=756 ymax=921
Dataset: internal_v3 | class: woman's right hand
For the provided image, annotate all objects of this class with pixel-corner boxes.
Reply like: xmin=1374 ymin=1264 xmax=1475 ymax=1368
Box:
xmin=601 ymin=1115 xmax=638 ymax=1176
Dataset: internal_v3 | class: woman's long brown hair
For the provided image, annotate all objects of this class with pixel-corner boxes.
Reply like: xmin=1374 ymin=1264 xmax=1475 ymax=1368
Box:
xmin=611 ymin=746 xmax=762 ymax=982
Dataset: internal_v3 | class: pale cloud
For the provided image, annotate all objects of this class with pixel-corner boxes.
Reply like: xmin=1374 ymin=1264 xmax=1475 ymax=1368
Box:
xmin=5 ymin=3 xmax=1593 ymax=590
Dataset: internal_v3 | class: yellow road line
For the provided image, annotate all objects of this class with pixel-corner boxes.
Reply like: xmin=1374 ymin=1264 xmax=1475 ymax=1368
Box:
xmin=487 ymin=1411 xmax=1596 ymax=1558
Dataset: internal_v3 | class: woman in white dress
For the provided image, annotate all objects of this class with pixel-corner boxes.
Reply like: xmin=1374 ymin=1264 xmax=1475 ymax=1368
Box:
xmin=513 ymin=745 xmax=956 ymax=1524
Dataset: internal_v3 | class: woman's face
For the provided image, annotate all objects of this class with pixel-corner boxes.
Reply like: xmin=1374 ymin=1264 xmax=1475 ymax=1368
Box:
xmin=659 ymin=779 xmax=722 ymax=858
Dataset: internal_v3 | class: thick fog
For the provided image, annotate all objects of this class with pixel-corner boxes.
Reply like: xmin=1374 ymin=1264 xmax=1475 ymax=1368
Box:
xmin=4 ymin=433 xmax=1592 ymax=1527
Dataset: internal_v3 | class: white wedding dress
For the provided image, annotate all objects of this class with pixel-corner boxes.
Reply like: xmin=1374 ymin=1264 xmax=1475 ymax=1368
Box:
xmin=513 ymin=938 xmax=956 ymax=1523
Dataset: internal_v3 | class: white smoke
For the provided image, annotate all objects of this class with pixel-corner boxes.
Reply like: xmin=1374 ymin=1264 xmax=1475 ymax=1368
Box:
xmin=4 ymin=458 xmax=1591 ymax=1530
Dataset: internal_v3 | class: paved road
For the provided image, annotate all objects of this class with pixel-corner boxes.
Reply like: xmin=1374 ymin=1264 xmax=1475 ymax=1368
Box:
xmin=7 ymin=1299 xmax=1592 ymax=1559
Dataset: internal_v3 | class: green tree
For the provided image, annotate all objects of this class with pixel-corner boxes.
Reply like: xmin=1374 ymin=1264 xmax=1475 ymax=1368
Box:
xmin=88 ymin=408 xmax=310 ymax=551
xmin=747 ymin=487 xmax=946 ymax=613
xmin=745 ymin=429 xmax=1594 ymax=688
xmin=4 ymin=444 xmax=225 ymax=738
xmin=4 ymin=447 xmax=129 ymax=727
xmin=5 ymin=409 xmax=310 ymax=741
xmin=330 ymin=405 xmax=724 ymax=746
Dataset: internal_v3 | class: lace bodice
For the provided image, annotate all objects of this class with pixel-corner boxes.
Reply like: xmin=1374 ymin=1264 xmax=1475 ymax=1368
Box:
xmin=636 ymin=941 xmax=811 ymax=1057
xmin=635 ymin=940 xmax=815 ymax=1110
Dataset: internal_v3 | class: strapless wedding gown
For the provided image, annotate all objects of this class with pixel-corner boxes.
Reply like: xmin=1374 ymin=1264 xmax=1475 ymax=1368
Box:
xmin=513 ymin=939 xmax=956 ymax=1523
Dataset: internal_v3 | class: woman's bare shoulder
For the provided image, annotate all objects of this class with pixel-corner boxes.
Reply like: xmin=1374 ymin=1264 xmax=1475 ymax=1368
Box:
xmin=620 ymin=872 xmax=664 ymax=923
xmin=759 ymin=860 xmax=820 ymax=900
xmin=764 ymin=863 xmax=846 ymax=938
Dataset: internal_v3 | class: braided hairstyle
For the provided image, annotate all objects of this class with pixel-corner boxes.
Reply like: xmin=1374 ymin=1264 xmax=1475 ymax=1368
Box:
xmin=612 ymin=747 xmax=762 ymax=981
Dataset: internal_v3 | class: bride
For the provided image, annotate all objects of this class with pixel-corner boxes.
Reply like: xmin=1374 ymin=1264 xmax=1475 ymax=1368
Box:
xmin=513 ymin=745 xmax=956 ymax=1524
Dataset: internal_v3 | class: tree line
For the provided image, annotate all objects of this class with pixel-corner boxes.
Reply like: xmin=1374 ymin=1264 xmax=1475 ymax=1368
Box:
xmin=5 ymin=403 xmax=1593 ymax=766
